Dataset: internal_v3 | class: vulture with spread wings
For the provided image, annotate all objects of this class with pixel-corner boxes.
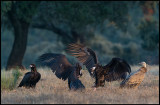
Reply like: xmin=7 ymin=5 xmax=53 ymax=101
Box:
xmin=67 ymin=43 xmax=131 ymax=88
xmin=37 ymin=53 xmax=85 ymax=91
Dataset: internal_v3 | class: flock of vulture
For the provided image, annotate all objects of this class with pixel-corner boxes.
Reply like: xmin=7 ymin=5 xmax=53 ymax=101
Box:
xmin=18 ymin=43 xmax=148 ymax=91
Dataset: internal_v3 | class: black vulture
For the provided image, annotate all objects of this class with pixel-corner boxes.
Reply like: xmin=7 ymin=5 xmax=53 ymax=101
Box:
xmin=120 ymin=62 xmax=147 ymax=89
xmin=67 ymin=43 xmax=131 ymax=89
xmin=37 ymin=53 xmax=85 ymax=91
xmin=18 ymin=64 xmax=41 ymax=88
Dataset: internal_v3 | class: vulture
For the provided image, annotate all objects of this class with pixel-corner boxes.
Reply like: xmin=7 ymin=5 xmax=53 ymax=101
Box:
xmin=120 ymin=62 xmax=147 ymax=89
xmin=67 ymin=43 xmax=131 ymax=89
xmin=18 ymin=64 xmax=41 ymax=88
xmin=37 ymin=53 xmax=85 ymax=91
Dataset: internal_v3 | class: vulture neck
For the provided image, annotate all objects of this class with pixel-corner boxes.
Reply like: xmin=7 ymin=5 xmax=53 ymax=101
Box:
xmin=31 ymin=67 xmax=37 ymax=73
xmin=142 ymin=64 xmax=146 ymax=68
xmin=140 ymin=67 xmax=147 ymax=73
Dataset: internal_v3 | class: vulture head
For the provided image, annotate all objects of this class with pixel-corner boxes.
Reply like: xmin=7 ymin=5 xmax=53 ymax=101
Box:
xmin=139 ymin=61 xmax=147 ymax=73
xmin=75 ymin=63 xmax=83 ymax=78
xmin=30 ymin=64 xmax=37 ymax=72
xmin=91 ymin=64 xmax=101 ymax=76
xmin=139 ymin=62 xmax=147 ymax=68
xmin=94 ymin=64 xmax=106 ymax=72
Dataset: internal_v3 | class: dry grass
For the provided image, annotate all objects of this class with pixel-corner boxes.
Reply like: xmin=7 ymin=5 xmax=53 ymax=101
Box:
xmin=1 ymin=65 xmax=159 ymax=104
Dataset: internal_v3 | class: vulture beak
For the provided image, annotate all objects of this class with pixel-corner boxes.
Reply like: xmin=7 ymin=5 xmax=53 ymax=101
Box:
xmin=77 ymin=69 xmax=82 ymax=78
xmin=30 ymin=65 xmax=33 ymax=68
xmin=91 ymin=67 xmax=96 ymax=74
xmin=80 ymin=70 xmax=82 ymax=76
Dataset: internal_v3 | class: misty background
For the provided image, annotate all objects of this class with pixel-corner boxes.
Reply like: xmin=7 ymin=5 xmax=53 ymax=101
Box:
xmin=1 ymin=1 xmax=159 ymax=69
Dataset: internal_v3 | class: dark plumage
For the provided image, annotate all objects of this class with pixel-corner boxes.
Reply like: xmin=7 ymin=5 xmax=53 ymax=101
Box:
xmin=67 ymin=43 xmax=131 ymax=88
xmin=18 ymin=64 xmax=41 ymax=88
xmin=37 ymin=53 xmax=85 ymax=91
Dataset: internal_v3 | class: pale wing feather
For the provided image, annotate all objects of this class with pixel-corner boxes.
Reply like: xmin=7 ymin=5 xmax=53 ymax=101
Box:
xmin=67 ymin=43 xmax=98 ymax=76
xmin=122 ymin=68 xmax=146 ymax=87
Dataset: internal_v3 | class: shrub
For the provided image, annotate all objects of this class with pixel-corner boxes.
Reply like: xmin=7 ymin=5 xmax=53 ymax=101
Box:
xmin=1 ymin=69 xmax=22 ymax=91
xmin=1 ymin=70 xmax=14 ymax=90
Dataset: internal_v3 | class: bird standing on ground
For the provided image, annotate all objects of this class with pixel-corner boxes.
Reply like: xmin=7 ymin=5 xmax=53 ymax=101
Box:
xmin=37 ymin=53 xmax=85 ymax=91
xmin=18 ymin=64 xmax=41 ymax=88
xmin=67 ymin=43 xmax=131 ymax=90
xmin=120 ymin=62 xmax=147 ymax=89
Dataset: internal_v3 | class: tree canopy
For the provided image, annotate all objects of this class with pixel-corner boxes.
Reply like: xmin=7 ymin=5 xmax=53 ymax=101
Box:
xmin=1 ymin=1 xmax=159 ymax=69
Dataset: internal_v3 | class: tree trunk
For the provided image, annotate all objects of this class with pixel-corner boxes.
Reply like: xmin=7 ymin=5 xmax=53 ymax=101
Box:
xmin=6 ymin=12 xmax=29 ymax=70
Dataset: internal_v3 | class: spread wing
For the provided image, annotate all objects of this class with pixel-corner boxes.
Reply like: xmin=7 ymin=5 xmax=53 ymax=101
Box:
xmin=104 ymin=58 xmax=131 ymax=81
xmin=67 ymin=43 xmax=98 ymax=76
xmin=37 ymin=53 xmax=73 ymax=80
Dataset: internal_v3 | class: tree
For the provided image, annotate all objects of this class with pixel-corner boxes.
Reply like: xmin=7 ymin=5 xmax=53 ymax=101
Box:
xmin=2 ymin=1 xmax=134 ymax=70
xmin=2 ymin=1 xmax=40 ymax=70
xmin=139 ymin=1 xmax=159 ymax=51
xmin=32 ymin=1 xmax=130 ymax=45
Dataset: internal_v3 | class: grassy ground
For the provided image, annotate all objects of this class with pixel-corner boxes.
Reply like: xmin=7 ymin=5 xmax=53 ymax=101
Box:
xmin=1 ymin=65 xmax=159 ymax=104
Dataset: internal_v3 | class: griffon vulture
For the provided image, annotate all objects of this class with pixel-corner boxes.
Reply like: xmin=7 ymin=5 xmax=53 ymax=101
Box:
xmin=120 ymin=62 xmax=147 ymax=89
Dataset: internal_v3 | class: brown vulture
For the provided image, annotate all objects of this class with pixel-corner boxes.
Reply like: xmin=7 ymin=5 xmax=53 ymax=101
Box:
xmin=18 ymin=64 xmax=41 ymax=88
xmin=67 ymin=43 xmax=131 ymax=89
xmin=37 ymin=53 xmax=85 ymax=91
xmin=120 ymin=62 xmax=147 ymax=89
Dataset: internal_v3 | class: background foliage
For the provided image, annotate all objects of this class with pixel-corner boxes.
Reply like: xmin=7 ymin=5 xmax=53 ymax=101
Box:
xmin=1 ymin=1 xmax=159 ymax=69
